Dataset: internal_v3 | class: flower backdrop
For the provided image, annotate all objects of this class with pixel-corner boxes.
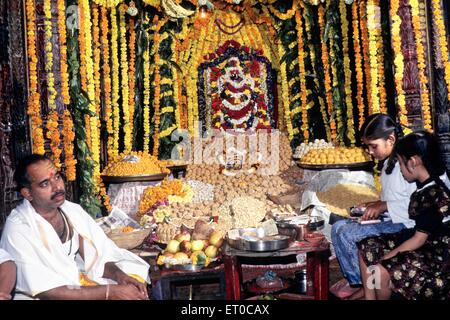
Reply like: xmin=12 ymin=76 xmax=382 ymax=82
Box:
xmin=23 ymin=0 xmax=449 ymax=215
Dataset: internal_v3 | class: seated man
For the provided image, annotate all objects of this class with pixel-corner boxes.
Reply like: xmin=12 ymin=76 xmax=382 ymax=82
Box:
xmin=0 ymin=248 xmax=16 ymax=300
xmin=0 ymin=154 xmax=150 ymax=300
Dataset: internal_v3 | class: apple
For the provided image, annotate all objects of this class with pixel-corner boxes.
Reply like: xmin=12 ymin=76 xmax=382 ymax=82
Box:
xmin=191 ymin=239 xmax=205 ymax=252
xmin=179 ymin=240 xmax=192 ymax=253
xmin=166 ymin=240 xmax=180 ymax=254
xmin=205 ymin=245 xmax=218 ymax=258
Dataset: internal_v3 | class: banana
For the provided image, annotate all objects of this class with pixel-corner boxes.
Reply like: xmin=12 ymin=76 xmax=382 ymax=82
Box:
xmin=161 ymin=0 xmax=195 ymax=19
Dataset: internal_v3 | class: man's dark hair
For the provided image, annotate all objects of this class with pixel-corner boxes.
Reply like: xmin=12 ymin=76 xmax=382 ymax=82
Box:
xmin=14 ymin=154 xmax=51 ymax=191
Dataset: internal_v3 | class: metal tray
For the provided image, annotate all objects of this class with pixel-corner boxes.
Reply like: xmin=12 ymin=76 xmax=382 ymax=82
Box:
xmin=101 ymin=172 xmax=168 ymax=183
xmin=296 ymin=161 xmax=373 ymax=171
xmin=227 ymin=235 xmax=290 ymax=252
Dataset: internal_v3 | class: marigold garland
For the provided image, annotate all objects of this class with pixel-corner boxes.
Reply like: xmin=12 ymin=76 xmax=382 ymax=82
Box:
xmin=25 ymin=0 xmax=44 ymax=155
xmin=295 ymin=10 xmax=309 ymax=141
xmin=410 ymin=0 xmax=432 ymax=130
xmin=128 ymin=17 xmax=136 ymax=142
xmin=339 ymin=0 xmax=355 ymax=145
xmin=63 ymin=110 xmax=77 ymax=181
xmin=390 ymin=0 xmax=408 ymax=127
xmin=366 ymin=0 xmax=381 ymax=114
xmin=268 ymin=1 xmax=297 ymax=21
xmin=101 ymin=7 xmax=114 ymax=159
xmin=359 ymin=0 xmax=373 ymax=113
xmin=143 ymin=44 xmax=151 ymax=153
xmin=319 ymin=5 xmax=336 ymax=141
xmin=111 ymin=7 xmax=120 ymax=156
xmin=92 ymin=4 xmax=102 ymax=134
xmin=430 ymin=0 xmax=450 ymax=102
xmin=352 ymin=2 xmax=366 ymax=129
xmin=278 ymin=41 xmax=294 ymax=140
xmin=57 ymin=0 xmax=70 ymax=104
xmin=44 ymin=0 xmax=61 ymax=168
xmin=119 ymin=5 xmax=131 ymax=152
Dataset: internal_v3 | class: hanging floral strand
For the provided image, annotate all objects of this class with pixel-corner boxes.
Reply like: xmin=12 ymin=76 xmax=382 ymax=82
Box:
xmin=410 ymin=0 xmax=432 ymax=130
xmin=318 ymin=4 xmax=336 ymax=141
xmin=295 ymin=9 xmax=309 ymax=141
xmin=128 ymin=17 xmax=136 ymax=144
xmin=57 ymin=0 xmax=70 ymax=105
xmin=366 ymin=0 xmax=381 ymax=114
xmin=111 ymin=7 xmax=120 ymax=155
xmin=25 ymin=0 xmax=45 ymax=155
xmin=119 ymin=5 xmax=131 ymax=152
xmin=44 ymin=0 xmax=61 ymax=168
xmin=339 ymin=0 xmax=355 ymax=145
xmin=359 ymin=0 xmax=373 ymax=113
xmin=352 ymin=2 xmax=366 ymax=128
xmin=390 ymin=0 xmax=409 ymax=127
xmin=101 ymin=7 xmax=114 ymax=159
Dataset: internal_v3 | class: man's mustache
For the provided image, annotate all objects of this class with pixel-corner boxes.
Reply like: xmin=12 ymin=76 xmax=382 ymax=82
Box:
xmin=51 ymin=190 xmax=65 ymax=200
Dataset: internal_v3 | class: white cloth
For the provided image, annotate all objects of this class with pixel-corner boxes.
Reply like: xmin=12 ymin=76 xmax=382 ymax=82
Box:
xmin=381 ymin=161 xmax=417 ymax=228
xmin=0 ymin=248 xmax=13 ymax=264
xmin=0 ymin=199 xmax=150 ymax=298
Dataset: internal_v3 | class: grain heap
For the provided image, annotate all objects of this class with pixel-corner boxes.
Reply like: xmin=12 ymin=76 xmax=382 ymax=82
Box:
xmin=316 ymin=183 xmax=380 ymax=217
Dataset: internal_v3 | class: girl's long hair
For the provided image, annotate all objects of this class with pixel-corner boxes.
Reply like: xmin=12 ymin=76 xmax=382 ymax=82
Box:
xmin=360 ymin=113 xmax=404 ymax=174
xmin=395 ymin=131 xmax=450 ymax=197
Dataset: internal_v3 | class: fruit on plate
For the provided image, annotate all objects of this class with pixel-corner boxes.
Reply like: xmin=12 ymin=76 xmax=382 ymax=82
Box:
xmin=191 ymin=239 xmax=205 ymax=252
xmin=190 ymin=250 xmax=210 ymax=266
xmin=179 ymin=240 xmax=192 ymax=253
xmin=208 ymin=230 xmax=224 ymax=248
xmin=205 ymin=245 xmax=218 ymax=258
xmin=173 ymin=252 xmax=189 ymax=260
xmin=166 ymin=239 xmax=180 ymax=254
xmin=174 ymin=231 xmax=191 ymax=243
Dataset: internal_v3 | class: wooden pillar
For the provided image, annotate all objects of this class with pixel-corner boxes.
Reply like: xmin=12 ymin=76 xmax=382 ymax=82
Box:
xmin=398 ymin=0 xmax=425 ymax=130
xmin=0 ymin=0 xmax=30 ymax=226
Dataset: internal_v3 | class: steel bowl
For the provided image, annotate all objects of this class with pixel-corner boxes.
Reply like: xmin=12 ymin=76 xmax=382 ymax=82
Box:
xmin=227 ymin=235 xmax=290 ymax=252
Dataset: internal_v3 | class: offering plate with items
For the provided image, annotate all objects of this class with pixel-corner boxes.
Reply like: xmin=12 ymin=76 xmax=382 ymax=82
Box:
xmin=226 ymin=228 xmax=290 ymax=252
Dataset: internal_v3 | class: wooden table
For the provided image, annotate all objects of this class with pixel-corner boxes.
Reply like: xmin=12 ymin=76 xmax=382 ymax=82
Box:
xmin=223 ymin=240 xmax=331 ymax=300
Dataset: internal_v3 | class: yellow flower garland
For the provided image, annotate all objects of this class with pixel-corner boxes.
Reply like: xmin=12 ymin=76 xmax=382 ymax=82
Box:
xmin=92 ymin=0 xmax=124 ymax=8
xmin=44 ymin=0 xmax=61 ymax=168
xmin=143 ymin=44 xmax=151 ymax=153
xmin=390 ymin=0 xmax=409 ymax=127
xmin=295 ymin=10 xmax=309 ymax=141
xmin=101 ymin=7 xmax=114 ymax=159
xmin=92 ymin=4 xmax=102 ymax=138
xmin=360 ymin=0 xmax=373 ymax=113
xmin=111 ymin=7 xmax=120 ymax=156
xmin=268 ymin=1 xmax=297 ymax=21
xmin=57 ymin=0 xmax=70 ymax=105
xmin=352 ymin=2 xmax=366 ymax=129
xmin=431 ymin=0 xmax=450 ymax=102
xmin=63 ymin=110 xmax=77 ymax=181
xmin=319 ymin=5 xmax=336 ymax=141
xmin=278 ymin=41 xmax=294 ymax=140
xmin=81 ymin=0 xmax=100 ymax=184
xmin=366 ymin=0 xmax=381 ymax=114
xmin=410 ymin=0 xmax=432 ymax=130
xmin=339 ymin=0 xmax=355 ymax=145
xmin=129 ymin=17 xmax=136 ymax=142
xmin=119 ymin=5 xmax=131 ymax=152
xmin=26 ymin=0 xmax=44 ymax=155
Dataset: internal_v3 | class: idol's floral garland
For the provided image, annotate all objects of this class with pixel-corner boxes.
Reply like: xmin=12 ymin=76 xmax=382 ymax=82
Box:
xmin=390 ymin=0 xmax=408 ymax=127
xmin=318 ymin=5 xmax=336 ymax=141
xmin=26 ymin=0 xmax=44 ymax=155
xmin=101 ymin=7 xmax=114 ymax=159
xmin=44 ymin=0 xmax=61 ymax=168
xmin=339 ymin=0 xmax=355 ymax=145
xmin=198 ymin=41 xmax=275 ymax=132
xmin=410 ymin=0 xmax=432 ymax=130
xmin=366 ymin=0 xmax=381 ymax=114
xmin=352 ymin=2 xmax=366 ymax=128
xmin=119 ymin=5 xmax=131 ymax=152
xmin=430 ymin=0 xmax=450 ymax=102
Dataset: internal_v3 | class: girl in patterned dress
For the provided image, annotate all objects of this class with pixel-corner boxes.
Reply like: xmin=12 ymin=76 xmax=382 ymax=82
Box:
xmin=358 ymin=131 xmax=450 ymax=300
